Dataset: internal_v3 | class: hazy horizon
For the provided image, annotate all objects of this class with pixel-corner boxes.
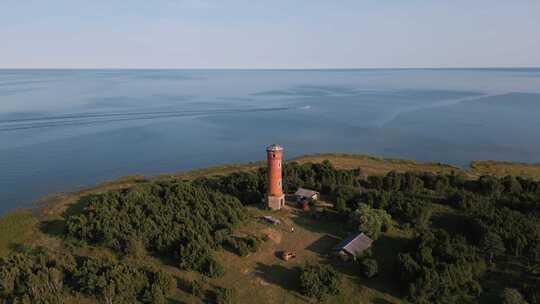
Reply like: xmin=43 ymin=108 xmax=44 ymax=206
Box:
xmin=1 ymin=67 xmax=540 ymax=70
xmin=1 ymin=1 xmax=539 ymax=69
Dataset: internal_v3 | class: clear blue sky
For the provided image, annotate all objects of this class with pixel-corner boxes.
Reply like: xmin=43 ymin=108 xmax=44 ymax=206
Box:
xmin=1 ymin=0 xmax=539 ymax=68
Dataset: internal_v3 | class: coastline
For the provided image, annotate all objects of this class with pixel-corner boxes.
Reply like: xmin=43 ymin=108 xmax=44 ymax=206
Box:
xmin=3 ymin=152 xmax=540 ymax=221
xmin=2 ymin=152 xmax=540 ymax=302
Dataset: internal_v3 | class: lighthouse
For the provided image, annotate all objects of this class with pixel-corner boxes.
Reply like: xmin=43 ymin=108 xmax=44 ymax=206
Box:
xmin=266 ymin=144 xmax=285 ymax=210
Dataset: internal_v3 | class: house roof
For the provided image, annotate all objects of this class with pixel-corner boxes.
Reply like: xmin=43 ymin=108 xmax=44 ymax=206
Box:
xmin=295 ymin=188 xmax=319 ymax=198
xmin=334 ymin=233 xmax=373 ymax=257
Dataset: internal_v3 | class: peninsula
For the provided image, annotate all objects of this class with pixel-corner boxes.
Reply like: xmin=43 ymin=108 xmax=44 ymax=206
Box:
xmin=1 ymin=151 xmax=539 ymax=304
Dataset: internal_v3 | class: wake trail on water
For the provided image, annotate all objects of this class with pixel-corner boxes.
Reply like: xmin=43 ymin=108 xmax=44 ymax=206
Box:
xmin=374 ymin=92 xmax=506 ymax=127
xmin=0 ymin=105 xmax=304 ymax=132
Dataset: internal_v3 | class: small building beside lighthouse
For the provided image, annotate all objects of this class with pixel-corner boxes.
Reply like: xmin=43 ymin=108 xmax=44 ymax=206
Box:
xmin=266 ymin=144 xmax=285 ymax=210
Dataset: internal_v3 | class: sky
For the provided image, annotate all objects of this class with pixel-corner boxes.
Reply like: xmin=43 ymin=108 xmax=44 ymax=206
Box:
xmin=1 ymin=0 xmax=539 ymax=69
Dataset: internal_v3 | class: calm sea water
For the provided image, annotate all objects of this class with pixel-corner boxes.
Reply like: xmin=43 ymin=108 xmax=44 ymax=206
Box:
xmin=1 ymin=69 xmax=540 ymax=213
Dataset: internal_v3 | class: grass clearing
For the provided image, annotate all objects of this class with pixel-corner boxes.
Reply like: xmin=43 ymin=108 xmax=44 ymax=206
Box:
xmin=202 ymin=205 xmax=410 ymax=304
xmin=470 ymin=160 xmax=540 ymax=179
xmin=0 ymin=209 xmax=38 ymax=256
xmin=292 ymin=153 xmax=461 ymax=176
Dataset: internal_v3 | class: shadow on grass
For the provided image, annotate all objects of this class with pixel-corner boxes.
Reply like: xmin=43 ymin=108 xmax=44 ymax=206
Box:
xmin=167 ymin=298 xmax=187 ymax=304
xmin=254 ymin=262 xmax=301 ymax=293
xmin=39 ymin=219 xmax=66 ymax=237
xmin=290 ymin=211 xmax=347 ymax=237
xmin=353 ymin=234 xmax=410 ymax=300
xmin=305 ymin=234 xmax=340 ymax=255
xmin=63 ymin=194 xmax=96 ymax=218
xmin=39 ymin=194 xmax=97 ymax=238
xmin=175 ymin=276 xmax=193 ymax=295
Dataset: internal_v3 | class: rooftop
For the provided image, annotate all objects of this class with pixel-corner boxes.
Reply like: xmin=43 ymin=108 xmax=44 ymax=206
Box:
xmin=334 ymin=233 xmax=373 ymax=257
xmin=266 ymin=144 xmax=283 ymax=151
xmin=295 ymin=188 xmax=319 ymax=198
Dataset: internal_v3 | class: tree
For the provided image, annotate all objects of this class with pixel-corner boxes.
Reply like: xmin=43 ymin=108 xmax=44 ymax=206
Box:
xmin=481 ymin=232 xmax=506 ymax=264
xmin=500 ymin=288 xmax=529 ymax=304
xmin=502 ymin=176 xmax=523 ymax=195
xmin=396 ymin=229 xmax=483 ymax=303
xmin=190 ymin=280 xmax=204 ymax=297
xmin=66 ymin=181 xmax=246 ymax=276
xmin=350 ymin=203 xmax=392 ymax=240
xmin=126 ymin=236 xmax=146 ymax=259
xmin=148 ymin=285 xmax=166 ymax=304
xmin=360 ymin=258 xmax=378 ymax=278
xmin=299 ymin=263 xmax=341 ymax=300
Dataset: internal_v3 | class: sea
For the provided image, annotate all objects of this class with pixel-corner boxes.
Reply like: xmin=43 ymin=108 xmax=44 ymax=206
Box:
xmin=1 ymin=69 xmax=540 ymax=214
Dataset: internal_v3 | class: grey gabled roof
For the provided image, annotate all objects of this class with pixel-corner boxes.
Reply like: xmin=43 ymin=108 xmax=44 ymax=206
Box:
xmin=295 ymin=188 xmax=319 ymax=198
xmin=334 ymin=233 xmax=373 ymax=257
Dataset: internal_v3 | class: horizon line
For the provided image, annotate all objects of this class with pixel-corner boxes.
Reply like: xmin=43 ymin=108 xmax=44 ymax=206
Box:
xmin=1 ymin=66 xmax=540 ymax=71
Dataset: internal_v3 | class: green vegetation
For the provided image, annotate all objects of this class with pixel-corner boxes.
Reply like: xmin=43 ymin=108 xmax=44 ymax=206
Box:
xmin=299 ymin=263 xmax=341 ymax=300
xmin=224 ymin=234 xmax=266 ymax=257
xmin=351 ymin=170 xmax=540 ymax=303
xmin=0 ymin=247 xmax=173 ymax=303
xmin=360 ymin=258 xmax=378 ymax=278
xmin=66 ymin=182 xmax=246 ymax=276
xmin=396 ymin=229 xmax=484 ymax=303
xmin=0 ymin=209 xmax=37 ymax=256
xmin=349 ymin=203 xmax=392 ymax=240
xmin=500 ymin=288 xmax=529 ymax=304
xmin=2 ymin=153 xmax=540 ymax=303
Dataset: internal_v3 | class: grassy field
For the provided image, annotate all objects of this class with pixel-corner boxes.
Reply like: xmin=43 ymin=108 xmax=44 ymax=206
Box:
xmin=470 ymin=160 xmax=540 ymax=179
xmin=0 ymin=209 xmax=38 ymax=256
xmin=127 ymin=203 xmax=411 ymax=304
xmin=2 ymin=153 xmax=540 ymax=303
xmin=292 ymin=153 xmax=461 ymax=176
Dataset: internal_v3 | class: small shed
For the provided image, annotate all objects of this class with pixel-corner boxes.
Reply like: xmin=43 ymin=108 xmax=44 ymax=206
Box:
xmin=334 ymin=233 xmax=373 ymax=259
xmin=295 ymin=188 xmax=319 ymax=202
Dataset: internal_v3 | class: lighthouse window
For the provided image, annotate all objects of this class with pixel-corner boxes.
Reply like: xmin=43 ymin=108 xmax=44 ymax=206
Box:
xmin=278 ymin=161 xmax=281 ymax=168
xmin=272 ymin=153 xmax=276 ymax=158
xmin=278 ymin=180 xmax=282 ymax=187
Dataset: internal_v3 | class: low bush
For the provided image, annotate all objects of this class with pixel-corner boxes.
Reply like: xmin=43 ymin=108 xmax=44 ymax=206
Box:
xmin=299 ymin=262 xmax=341 ymax=300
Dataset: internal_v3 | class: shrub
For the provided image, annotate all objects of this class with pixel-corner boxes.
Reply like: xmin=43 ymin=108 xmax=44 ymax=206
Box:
xmin=299 ymin=263 xmax=340 ymax=300
xmin=190 ymin=280 xmax=204 ymax=297
xmin=500 ymin=288 xmax=528 ymax=304
xmin=202 ymin=257 xmax=225 ymax=278
xmin=215 ymin=287 xmax=236 ymax=304
xmin=360 ymin=258 xmax=378 ymax=278
xmin=224 ymin=235 xmax=265 ymax=257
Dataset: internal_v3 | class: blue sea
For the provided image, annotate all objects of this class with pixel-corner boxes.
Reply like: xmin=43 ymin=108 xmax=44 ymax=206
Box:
xmin=1 ymin=69 xmax=540 ymax=213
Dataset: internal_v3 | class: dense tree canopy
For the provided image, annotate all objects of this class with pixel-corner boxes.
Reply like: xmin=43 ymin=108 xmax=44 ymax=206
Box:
xmin=66 ymin=182 xmax=246 ymax=275
xmin=396 ymin=229 xmax=484 ymax=303
xmin=0 ymin=248 xmax=173 ymax=303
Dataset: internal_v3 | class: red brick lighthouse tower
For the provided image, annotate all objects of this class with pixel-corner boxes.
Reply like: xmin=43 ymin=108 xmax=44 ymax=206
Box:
xmin=266 ymin=144 xmax=285 ymax=210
